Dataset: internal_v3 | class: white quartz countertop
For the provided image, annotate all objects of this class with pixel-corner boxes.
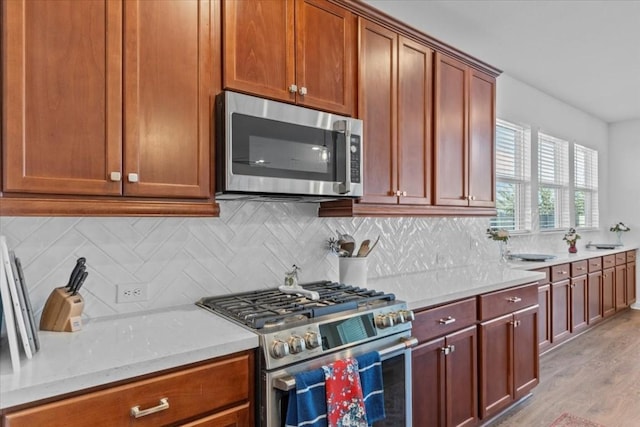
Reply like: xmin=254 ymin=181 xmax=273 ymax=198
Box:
xmin=507 ymin=244 xmax=639 ymax=270
xmin=0 ymin=304 xmax=258 ymax=410
xmin=369 ymin=264 xmax=546 ymax=310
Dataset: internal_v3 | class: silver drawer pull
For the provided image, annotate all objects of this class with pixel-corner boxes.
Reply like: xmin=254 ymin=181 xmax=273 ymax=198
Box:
xmin=130 ymin=398 xmax=169 ymax=418
xmin=576 ymin=267 xmax=584 ymax=271
xmin=438 ymin=316 xmax=456 ymax=325
xmin=506 ymin=296 xmax=522 ymax=303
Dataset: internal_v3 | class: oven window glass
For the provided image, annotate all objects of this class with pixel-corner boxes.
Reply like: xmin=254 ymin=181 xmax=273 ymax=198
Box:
xmin=375 ymin=353 xmax=407 ymax=426
xmin=231 ymin=113 xmax=346 ymax=181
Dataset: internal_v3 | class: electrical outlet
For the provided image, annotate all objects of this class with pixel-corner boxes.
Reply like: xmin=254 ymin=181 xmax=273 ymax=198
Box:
xmin=117 ymin=283 xmax=148 ymax=303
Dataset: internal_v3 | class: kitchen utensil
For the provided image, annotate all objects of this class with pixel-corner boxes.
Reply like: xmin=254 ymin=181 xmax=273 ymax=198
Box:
xmin=71 ymin=271 xmax=88 ymax=295
xmin=361 ymin=235 xmax=380 ymax=257
xmin=356 ymin=240 xmax=370 ymax=257
xmin=69 ymin=265 xmax=86 ymax=293
xmin=339 ymin=241 xmax=355 ymax=257
xmin=40 ymin=287 xmax=84 ymax=332
xmin=336 ymin=230 xmax=355 ymax=245
xmin=66 ymin=257 xmax=86 ymax=289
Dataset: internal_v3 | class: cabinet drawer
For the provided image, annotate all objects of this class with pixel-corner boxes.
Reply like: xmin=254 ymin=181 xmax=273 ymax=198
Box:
xmin=532 ymin=267 xmax=550 ymax=285
xmin=551 ymin=264 xmax=571 ymax=282
xmin=603 ymin=254 xmax=616 ymax=268
xmin=4 ymin=354 xmax=252 ymax=427
xmin=571 ymin=260 xmax=588 ymax=276
xmin=478 ymin=283 xmax=538 ymax=321
xmin=413 ymin=298 xmax=477 ymax=343
xmin=587 ymin=257 xmax=602 ymax=272
xmin=627 ymin=250 xmax=637 ymax=262
xmin=615 ymin=252 xmax=627 ymax=265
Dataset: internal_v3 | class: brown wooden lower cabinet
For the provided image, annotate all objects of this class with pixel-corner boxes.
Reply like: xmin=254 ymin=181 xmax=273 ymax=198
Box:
xmin=587 ymin=269 xmax=603 ymax=324
xmin=551 ymin=279 xmax=571 ymax=343
xmin=615 ymin=263 xmax=628 ymax=310
xmin=3 ymin=351 xmax=255 ymax=427
xmin=627 ymin=260 xmax=636 ymax=304
xmin=412 ymin=325 xmax=478 ymax=427
xmin=570 ymin=274 xmax=588 ymax=333
xmin=537 ymin=284 xmax=552 ymax=352
xmin=602 ymin=267 xmax=616 ymax=317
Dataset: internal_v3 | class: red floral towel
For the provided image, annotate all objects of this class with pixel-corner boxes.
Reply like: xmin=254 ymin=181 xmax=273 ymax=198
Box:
xmin=323 ymin=358 xmax=367 ymax=427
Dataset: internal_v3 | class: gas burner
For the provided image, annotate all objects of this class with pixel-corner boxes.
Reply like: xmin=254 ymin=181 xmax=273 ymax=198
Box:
xmin=196 ymin=281 xmax=396 ymax=331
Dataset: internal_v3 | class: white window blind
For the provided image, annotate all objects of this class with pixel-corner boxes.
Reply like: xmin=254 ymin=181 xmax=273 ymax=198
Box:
xmin=491 ymin=119 xmax=531 ymax=231
xmin=574 ymin=144 xmax=599 ymax=228
xmin=538 ymin=132 xmax=569 ymax=230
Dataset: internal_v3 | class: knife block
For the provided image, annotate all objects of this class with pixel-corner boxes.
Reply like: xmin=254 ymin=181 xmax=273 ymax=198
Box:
xmin=40 ymin=287 xmax=84 ymax=332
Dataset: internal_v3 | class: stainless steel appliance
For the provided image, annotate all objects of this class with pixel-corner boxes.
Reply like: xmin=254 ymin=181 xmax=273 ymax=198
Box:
xmin=197 ymin=281 xmax=417 ymax=427
xmin=216 ymin=91 xmax=363 ymax=201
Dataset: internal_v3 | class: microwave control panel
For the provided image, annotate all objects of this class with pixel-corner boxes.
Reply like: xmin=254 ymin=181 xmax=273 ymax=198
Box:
xmin=350 ymin=136 xmax=361 ymax=183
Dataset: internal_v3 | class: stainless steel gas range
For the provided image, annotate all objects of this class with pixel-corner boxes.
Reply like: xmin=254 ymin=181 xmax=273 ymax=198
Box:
xmin=197 ymin=280 xmax=417 ymax=427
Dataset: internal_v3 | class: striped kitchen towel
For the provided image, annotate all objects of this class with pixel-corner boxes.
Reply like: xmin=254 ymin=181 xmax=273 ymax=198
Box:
xmin=356 ymin=352 xmax=386 ymax=425
xmin=285 ymin=368 xmax=327 ymax=427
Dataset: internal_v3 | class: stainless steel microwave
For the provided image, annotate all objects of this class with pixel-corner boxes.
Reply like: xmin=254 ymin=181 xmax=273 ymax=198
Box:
xmin=215 ymin=91 xmax=363 ymax=201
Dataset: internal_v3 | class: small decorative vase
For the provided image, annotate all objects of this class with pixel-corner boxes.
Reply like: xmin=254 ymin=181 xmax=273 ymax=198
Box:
xmin=498 ymin=240 xmax=509 ymax=262
xmin=568 ymin=242 xmax=577 ymax=253
xmin=616 ymin=230 xmax=623 ymax=245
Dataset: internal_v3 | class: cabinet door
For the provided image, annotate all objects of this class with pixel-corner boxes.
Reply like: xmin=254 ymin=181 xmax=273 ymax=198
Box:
xmin=627 ymin=261 xmax=636 ymax=304
xmin=295 ymin=0 xmax=355 ymax=115
xmin=479 ymin=313 xmax=513 ymax=419
xmin=615 ymin=264 xmax=627 ymax=310
xmin=397 ymin=36 xmax=433 ymax=206
xmin=551 ymin=279 xmax=571 ymax=343
xmin=434 ymin=53 xmax=467 ymax=206
xmin=412 ymin=338 xmax=446 ymax=427
xmin=602 ymin=267 xmax=616 ymax=317
xmin=223 ymin=0 xmax=295 ymax=103
xmin=537 ymin=284 xmax=552 ymax=353
xmin=3 ymin=0 xmax=122 ymax=196
xmin=570 ymin=275 xmax=588 ymax=333
xmin=513 ymin=305 xmax=539 ymax=400
xmin=180 ymin=402 xmax=251 ymax=427
xmin=467 ymin=70 xmax=495 ymax=207
xmin=357 ymin=19 xmax=398 ymax=205
xmin=445 ymin=326 xmax=478 ymax=427
xmin=123 ymin=0 xmax=211 ymax=198
xmin=587 ymin=271 xmax=603 ymax=324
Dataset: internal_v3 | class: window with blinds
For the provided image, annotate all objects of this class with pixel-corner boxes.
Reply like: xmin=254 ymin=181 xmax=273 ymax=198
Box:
xmin=490 ymin=119 xmax=531 ymax=231
xmin=574 ymin=144 xmax=599 ymax=228
xmin=538 ymin=132 xmax=570 ymax=230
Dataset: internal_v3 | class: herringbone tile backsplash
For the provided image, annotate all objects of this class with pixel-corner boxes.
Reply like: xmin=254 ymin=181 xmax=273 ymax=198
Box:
xmin=0 ymin=201 xmax=602 ymax=321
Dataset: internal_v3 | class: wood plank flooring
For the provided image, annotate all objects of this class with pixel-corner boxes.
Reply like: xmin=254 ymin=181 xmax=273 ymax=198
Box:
xmin=489 ymin=309 xmax=640 ymax=427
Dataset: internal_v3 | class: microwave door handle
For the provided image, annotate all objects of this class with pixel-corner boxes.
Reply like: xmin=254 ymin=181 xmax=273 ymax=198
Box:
xmin=333 ymin=120 xmax=351 ymax=194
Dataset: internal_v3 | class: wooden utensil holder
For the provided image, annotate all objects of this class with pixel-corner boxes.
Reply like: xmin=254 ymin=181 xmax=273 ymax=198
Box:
xmin=40 ymin=287 xmax=84 ymax=332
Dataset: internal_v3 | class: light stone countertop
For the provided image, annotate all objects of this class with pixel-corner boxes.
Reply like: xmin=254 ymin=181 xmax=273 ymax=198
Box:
xmin=369 ymin=264 xmax=546 ymax=310
xmin=2 ymin=244 xmax=636 ymax=411
xmin=0 ymin=304 xmax=258 ymax=410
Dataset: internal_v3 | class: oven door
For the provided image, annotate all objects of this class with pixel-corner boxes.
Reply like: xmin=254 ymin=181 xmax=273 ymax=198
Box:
xmin=218 ymin=91 xmax=363 ymax=198
xmin=263 ymin=332 xmax=416 ymax=427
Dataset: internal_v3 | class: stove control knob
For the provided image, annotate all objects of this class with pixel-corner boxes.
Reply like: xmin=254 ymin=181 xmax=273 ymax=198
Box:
xmin=271 ymin=339 xmax=290 ymax=359
xmin=375 ymin=314 xmax=395 ymax=329
xmin=391 ymin=311 xmax=406 ymax=324
xmin=288 ymin=335 xmax=306 ymax=354
xmin=304 ymin=331 xmax=321 ymax=349
xmin=398 ymin=309 xmax=415 ymax=323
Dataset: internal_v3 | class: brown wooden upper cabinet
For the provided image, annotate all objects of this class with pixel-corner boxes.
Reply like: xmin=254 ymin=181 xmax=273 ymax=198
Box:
xmin=2 ymin=0 xmax=215 ymax=215
xmin=223 ymin=0 xmax=356 ymax=116
xmin=434 ymin=53 xmax=496 ymax=208
xmin=357 ymin=19 xmax=432 ymax=206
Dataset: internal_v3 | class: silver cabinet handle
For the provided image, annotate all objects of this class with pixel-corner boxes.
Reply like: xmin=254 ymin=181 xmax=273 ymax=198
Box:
xmin=109 ymin=171 xmax=122 ymax=182
xmin=506 ymin=296 xmax=522 ymax=303
xmin=333 ymin=120 xmax=351 ymax=194
xmin=128 ymin=173 xmax=139 ymax=183
xmin=130 ymin=398 xmax=169 ymax=418
xmin=298 ymin=86 xmax=308 ymax=96
xmin=288 ymin=84 xmax=298 ymax=93
xmin=470 ymin=195 xmax=476 ymax=200
xmin=402 ymin=191 xmax=407 ymax=196
xmin=438 ymin=316 xmax=456 ymax=325
xmin=441 ymin=344 xmax=456 ymax=355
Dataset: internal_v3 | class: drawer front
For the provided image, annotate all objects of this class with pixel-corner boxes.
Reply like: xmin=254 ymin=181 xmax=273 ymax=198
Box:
xmin=616 ymin=252 xmax=627 ymax=265
xmin=587 ymin=256 xmax=602 ymax=273
xmin=478 ymin=282 xmax=538 ymax=321
xmin=603 ymin=254 xmax=616 ymax=269
xmin=532 ymin=267 xmax=550 ymax=285
xmin=413 ymin=298 xmax=477 ymax=343
xmin=551 ymin=264 xmax=571 ymax=282
xmin=4 ymin=353 xmax=252 ymax=427
xmin=627 ymin=250 xmax=637 ymax=262
xmin=571 ymin=260 xmax=588 ymax=276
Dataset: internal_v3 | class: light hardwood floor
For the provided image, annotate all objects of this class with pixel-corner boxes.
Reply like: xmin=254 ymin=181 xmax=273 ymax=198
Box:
xmin=489 ymin=308 xmax=640 ymax=427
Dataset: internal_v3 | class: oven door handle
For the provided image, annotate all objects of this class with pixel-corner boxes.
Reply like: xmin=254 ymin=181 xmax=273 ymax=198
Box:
xmin=333 ymin=119 xmax=351 ymax=195
xmin=272 ymin=336 xmax=418 ymax=392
